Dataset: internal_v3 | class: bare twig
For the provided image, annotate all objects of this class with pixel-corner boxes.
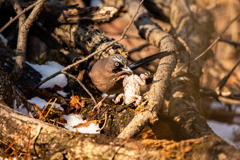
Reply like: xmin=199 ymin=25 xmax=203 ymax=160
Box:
xmin=26 ymin=127 xmax=31 ymax=158
xmin=218 ymin=96 xmax=240 ymax=105
xmin=44 ymin=98 xmax=57 ymax=119
xmin=0 ymin=0 xmax=42 ymax=33
xmin=10 ymin=0 xmax=47 ymax=83
xmin=39 ymin=98 xmax=52 ymax=120
xmin=96 ymin=112 xmax=107 ymax=132
xmin=49 ymin=119 xmax=65 ymax=126
xmin=30 ymin=125 xmax=42 ymax=144
xmin=62 ymin=71 xmax=97 ymax=105
xmin=219 ymin=37 xmax=240 ymax=46
xmin=215 ymin=58 xmax=240 ymax=92
xmin=201 ymin=89 xmax=240 ymax=99
xmin=0 ymin=140 xmax=23 ymax=156
xmin=173 ymin=12 xmax=240 ymax=75
xmin=111 ymin=136 xmax=131 ymax=160
xmin=4 ymin=126 xmax=31 ymax=153
xmin=177 ymin=36 xmax=191 ymax=72
xmin=194 ymin=12 xmax=240 ymax=61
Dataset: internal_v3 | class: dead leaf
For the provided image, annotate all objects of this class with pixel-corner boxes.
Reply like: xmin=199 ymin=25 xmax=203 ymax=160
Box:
xmin=72 ymin=120 xmax=99 ymax=128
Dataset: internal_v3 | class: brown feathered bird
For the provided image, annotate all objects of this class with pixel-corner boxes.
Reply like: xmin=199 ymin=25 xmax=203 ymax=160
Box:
xmin=89 ymin=54 xmax=132 ymax=110
xmin=89 ymin=52 xmax=169 ymax=111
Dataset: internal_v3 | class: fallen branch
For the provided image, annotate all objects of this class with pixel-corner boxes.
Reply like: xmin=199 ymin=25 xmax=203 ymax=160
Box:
xmin=118 ymin=0 xmax=176 ymax=139
xmin=10 ymin=0 xmax=47 ymax=83
xmin=1 ymin=103 xmax=240 ymax=159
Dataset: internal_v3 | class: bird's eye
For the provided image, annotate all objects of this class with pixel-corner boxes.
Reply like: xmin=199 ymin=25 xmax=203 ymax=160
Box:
xmin=115 ymin=62 xmax=119 ymax=66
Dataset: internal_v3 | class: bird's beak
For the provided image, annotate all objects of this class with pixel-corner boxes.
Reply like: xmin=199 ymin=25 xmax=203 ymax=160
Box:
xmin=121 ymin=66 xmax=132 ymax=74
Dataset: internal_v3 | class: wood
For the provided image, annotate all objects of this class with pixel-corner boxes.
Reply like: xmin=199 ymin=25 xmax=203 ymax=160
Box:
xmin=118 ymin=0 xmax=177 ymax=139
xmin=1 ymin=103 xmax=240 ymax=159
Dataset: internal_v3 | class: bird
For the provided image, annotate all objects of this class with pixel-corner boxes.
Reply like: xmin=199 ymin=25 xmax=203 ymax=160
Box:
xmin=89 ymin=51 xmax=169 ymax=111
xmin=89 ymin=54 xmax=132 ymax=111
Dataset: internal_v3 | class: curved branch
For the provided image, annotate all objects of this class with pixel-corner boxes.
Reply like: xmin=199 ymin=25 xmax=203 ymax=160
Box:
xmin=10 ymin=0 xmax=46 ymax=83
xmin=118 ymin=0 xmax=177 ymax=139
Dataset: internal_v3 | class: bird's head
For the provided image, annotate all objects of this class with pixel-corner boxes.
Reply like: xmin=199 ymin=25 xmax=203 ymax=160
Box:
xmin=107 ymin=54 xmax=132 ymax=75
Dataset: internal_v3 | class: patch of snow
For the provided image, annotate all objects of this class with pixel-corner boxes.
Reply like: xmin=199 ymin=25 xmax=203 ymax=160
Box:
xmin=0 ymin=34 xmax=8 ymax=45
xmin=26 ymin=61 xmax=67 ymax=88
xmin=233 ymin=117 xmax=240 ymax=124
xmin=210 ymin=101 xmax=224 ymax=110
xmin=208 ymin=120 xmax=240 ymax=149
xmin=28 ymin=97 xmax=63 ymax=111
xmin=90 ymin=0 xmax=103 ymax=6
xmin=14 ymin=100 xmax=30 ymax=116
xmin=102 ymin=93 xmax=116 ymax=99
xmin=232 ymin=105 xmax=240 ymax=114
xmin=57 ymin=90 xmax=68 ymax=97
xmin=63 ymin=114 xmax=100 ymax=134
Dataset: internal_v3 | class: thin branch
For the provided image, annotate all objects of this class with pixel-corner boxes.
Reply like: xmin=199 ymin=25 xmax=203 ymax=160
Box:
xmin=4 ymin=126 xmax=31 ymax=153
xmin=215 ymin=58 xmax=240 ymax=92
xmin=177 ymin=36 xmax=191 ymax=72
xmin=26 ymin=127 xmax=31 ymax=158
xmin=30 ymin=125 xmax=42 ymax=144
xmin=111 ymin=137 xmax=131 ymax=160
xmin=96 ymin=112 xmax=107 ymax=132
xmin=0 ymin=0 xmax=42 ymax=33
xmin=219 ymin=37 xmax=240 ymax=46
xmin=11 ymin=0 xmax=25 ymax=27
xmin=44 ymin=98 xmax=57 ymax=119
xmin=62 ymin=71 xmax=97 ymax=105
xmin=120 ymin=0 xmax=145 ymax=39
xmin=0 ymin=140 xmax=23 ymax=156
xmin=10 ymin=0 xmax=47 ymax=83
xmin=193 ymin=12 xmax=240 ymax=61
xmin=173 ymin=12 xmax=240 ymax=75
xmin=200 ymin=89 xmax=240 ymax=98
xmin=218 ymin=96 xmax=240 ymax=105
xmin=39 ymin=98 xmax=52 ymax=120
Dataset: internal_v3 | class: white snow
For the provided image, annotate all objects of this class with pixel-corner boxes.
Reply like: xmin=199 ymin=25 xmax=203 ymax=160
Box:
xmin=208 ymin=120 xmax=240 ymax=149
xmin=57 ymin=90 xmax=68 ymax=97
xmin=102 ymin=93 xmax=116 ymax=99
xmin=63 ymin=114 xmax=100 ymax=134
xmin=28 ymin=97 xmax=63 ymax=111
xmin=90 ymin=0 xmax=103 ymax=6
xmin=26 ymin=61 xmax=67 ymax=89
xmin=0 ymin=34 xmax=8 ymax=45
xmin=0 ymin=156 xmax=17 ymax=160
xmin=14 ymin=100 xmax=29 ymax=117
xmin=210 ymin=101 xmax=224 ymax=110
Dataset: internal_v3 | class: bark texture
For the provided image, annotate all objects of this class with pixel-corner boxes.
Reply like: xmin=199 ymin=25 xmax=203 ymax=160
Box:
xmin=1 ymin=103 xmax=240 ymax=160
xmin=166 ymin=0 xmax=216 ymax=139
xmin=118 ymin=0 xmax=177 ymax=139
